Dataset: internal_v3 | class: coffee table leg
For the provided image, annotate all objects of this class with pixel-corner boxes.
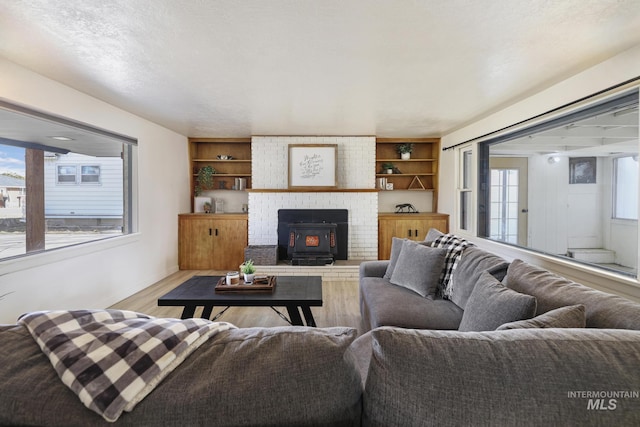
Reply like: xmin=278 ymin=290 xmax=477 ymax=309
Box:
xmin=181 ymin=305 xmax=197 ymax=319
xmin=201 ymin=305 xmax=214 ymax=319
xmin=286 ymin=305 xmax=304 ymax=326
xmin=300 ymin=305 xmax=316 ymax=327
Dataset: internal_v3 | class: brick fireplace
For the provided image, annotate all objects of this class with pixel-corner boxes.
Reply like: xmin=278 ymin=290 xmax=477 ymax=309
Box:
xmin=248 ymin=136 xmax=378 ymax=260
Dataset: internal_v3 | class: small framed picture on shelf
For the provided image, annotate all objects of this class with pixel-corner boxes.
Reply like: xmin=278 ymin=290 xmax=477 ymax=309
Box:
xmin=288 ymin=144 xmax=337 ymax=189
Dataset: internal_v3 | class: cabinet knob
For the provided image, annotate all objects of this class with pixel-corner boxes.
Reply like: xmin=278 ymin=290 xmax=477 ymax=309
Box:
xmin=209 ymin=228 xmax=212 ymax=236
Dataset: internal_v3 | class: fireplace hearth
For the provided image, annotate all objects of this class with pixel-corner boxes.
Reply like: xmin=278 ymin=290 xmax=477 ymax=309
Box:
xmin=278 ymin=209 xmax=348 ymax=264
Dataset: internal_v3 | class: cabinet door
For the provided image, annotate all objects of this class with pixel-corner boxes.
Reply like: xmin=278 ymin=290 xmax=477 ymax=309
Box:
xmin=179 ymin=217 xmax=216 ymax=269
xmin=394 ymin=219 xmax=428 ymax=241
xmin=212 ymin=219 xmax=248 ymax=270
xmin=378 ymin=215 xmax=450 ymax=259
xmin=378 ymin=218 xmax=396 ymax=260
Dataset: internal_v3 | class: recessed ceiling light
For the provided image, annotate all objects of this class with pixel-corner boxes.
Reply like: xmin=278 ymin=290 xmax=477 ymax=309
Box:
xmin=49 ymin=136 xmax=74 ymax=141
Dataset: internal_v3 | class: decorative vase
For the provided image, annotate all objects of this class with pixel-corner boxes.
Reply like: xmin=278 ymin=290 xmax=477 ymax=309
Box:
xmin=243 ymin=273 xmax=255 ymax=284
xmin=401 ymin=152 xmax=411 ymax=160
xmin=386 ymin=169 xmax=393 ymax=174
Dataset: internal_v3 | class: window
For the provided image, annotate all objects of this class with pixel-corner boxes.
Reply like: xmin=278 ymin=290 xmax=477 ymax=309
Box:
xmin=477 ymin=88 xmax=638 ymax=277
xmin=57 ymin=165 xmax=77 ymax=183
xmin=459 ymin=149 xmax=473 ymax=231
xmin=614 ymin=156 xmax=638 ymax=220
xmin=0 ymin=100 xmax=137 ymax=260
xmin=81 ymin=165 xmax=100 ymax=184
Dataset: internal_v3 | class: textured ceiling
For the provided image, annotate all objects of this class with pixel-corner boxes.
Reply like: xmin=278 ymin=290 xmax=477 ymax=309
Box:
xmin=1 ymin=0 xmax=639 ymax=138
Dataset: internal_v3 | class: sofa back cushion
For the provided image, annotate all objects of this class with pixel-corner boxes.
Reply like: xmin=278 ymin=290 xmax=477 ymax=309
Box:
xmin=450 ymin=246 xmax=510 ymax=309
xmin=0 ymin=325 xmax=363 ymax=426
xmin=362 ymin=326 xmax=640 ymax=426
xmin=504 ymin=259 xmax=640 ymax=329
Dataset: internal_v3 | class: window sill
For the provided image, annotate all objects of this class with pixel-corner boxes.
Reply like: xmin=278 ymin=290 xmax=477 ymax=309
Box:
xmin=0 ymin=233 xmax=141 ymax=276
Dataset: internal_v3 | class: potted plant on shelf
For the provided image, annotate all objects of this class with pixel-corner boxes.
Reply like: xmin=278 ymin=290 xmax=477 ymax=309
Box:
xmin=195 ymin=165 xmax=216 ymax=195
xmin=382 ymin=163 xmax=395 ymax=174
xmin=240 ymin=259 xmax=256 ymax=284
xmin=194 ymin=165 xmax=216 ymax=213
xmin=396 ymin=143 xmax=414 ymax=160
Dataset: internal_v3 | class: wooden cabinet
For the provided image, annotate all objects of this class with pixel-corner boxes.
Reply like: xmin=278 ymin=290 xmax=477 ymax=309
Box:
xmin=376 ymin=138 xmax=440 ymax=211
xmin=188 ymin=138 xmax=251 ymax=211
xmin=179 ymin=213 xmax=248 ymax=270
xmin=378 ymin=213 xmax=449 ymax=259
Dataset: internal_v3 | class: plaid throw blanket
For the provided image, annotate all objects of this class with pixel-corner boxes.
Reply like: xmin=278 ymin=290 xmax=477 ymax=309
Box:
xmin=18 ymin=309 xmax=235 ymax=422
xmin=430 ymin=233 xmax=474 ymax=299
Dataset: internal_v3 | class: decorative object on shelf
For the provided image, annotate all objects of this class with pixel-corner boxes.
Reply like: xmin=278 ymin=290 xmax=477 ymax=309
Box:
xmin=288 ymin=144 xmax=338 ymax=189
xmin=382 ymin=163 xmax=395 ymax=174
xmin=240 ymin=259 xmax=256 ymax=284
xmin=408 ymin=175 xmax=426 ymax=190
xmin=378 ymin=177 xmax=388 ymax=190
xmin=217 ymin=155 xmax=233 ymax=160
xmin=395 ymin=203 xmax=419 ymax=213
xmin=396 ymin=143 xmax=414 ymax=160
xmin=194 ymin=196 xmax=212 ymax=213
xmin=234 ymin=177 xmax=247 ymax=190
xmin=195 ymin=165 xmax=216 ymax=195
xmin=215 ymin=199 xmax=224 ymax=213
xmin=203 ymin=201 xmax=212 ymax=213
xmin=386 ymin=182 xmax=394 ymax=190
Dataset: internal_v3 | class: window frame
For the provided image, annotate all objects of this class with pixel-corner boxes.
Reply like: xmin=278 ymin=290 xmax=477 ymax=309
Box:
xmin=474 ymin=87 xmax=639 ymax=278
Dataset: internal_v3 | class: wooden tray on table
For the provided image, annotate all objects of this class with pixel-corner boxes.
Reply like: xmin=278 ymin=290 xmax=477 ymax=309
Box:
xmin=215 ymin=275 xmax=276 ymax=293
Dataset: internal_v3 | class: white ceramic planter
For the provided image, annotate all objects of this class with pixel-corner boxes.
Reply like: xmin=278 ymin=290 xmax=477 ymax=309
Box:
xmin=401 ymin=152 xmax=411 ymax=160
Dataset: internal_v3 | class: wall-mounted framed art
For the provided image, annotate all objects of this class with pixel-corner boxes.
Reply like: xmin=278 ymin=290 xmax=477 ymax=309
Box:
xmin=288 ymin=144 xmax=337 ymax=189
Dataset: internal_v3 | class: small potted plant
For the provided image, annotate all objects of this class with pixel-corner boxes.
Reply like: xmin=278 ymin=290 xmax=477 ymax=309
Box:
xmin=382 ymin=163 xmax=395 ymax=174
xmin=203 ymin=201 xmax=212 ymax=213
xmin=396 ymin=143 xmax=414 ymax=160
xmin=240 ymin=259 xmax=256 ymax=284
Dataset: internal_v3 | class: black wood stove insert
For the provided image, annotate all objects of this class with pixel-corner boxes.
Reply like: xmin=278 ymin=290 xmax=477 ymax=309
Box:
xmin=277 ymin=209 xmax=348 ymax=265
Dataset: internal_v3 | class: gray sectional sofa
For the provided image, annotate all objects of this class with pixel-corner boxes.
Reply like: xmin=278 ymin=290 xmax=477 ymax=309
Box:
xmin=2 ymin=231 xmax=640 ymax=425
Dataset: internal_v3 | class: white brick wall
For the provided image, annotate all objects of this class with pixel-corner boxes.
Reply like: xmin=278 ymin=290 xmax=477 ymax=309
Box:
xmin=249 ymin=136 xmax=378 ymax=260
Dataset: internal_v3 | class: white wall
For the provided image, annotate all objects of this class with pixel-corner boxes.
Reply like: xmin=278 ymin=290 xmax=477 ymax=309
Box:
xmin=249 ymin=136 xmax=378 ymax=260
xmin=440 ymin=44 xmax=640 ymax=302
xmin=0 ymin=58 xmax=190 ymax=323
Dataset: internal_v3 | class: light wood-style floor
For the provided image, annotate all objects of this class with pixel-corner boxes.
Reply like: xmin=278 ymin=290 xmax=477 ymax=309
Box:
xmin=109 ymin=270 xmax=363 ymax=333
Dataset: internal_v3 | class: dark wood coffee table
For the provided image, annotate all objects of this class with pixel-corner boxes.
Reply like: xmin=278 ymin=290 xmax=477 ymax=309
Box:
xmin=157 ymin=275 xmax=323 ymax=326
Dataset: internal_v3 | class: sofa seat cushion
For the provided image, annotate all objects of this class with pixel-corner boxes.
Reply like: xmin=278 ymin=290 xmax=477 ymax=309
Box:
xmin=360 ymin=277 xmax=463 ymax=331
xmin=458 ymin=271 xmax=537 ymax=332
xmin=0 ymin=324 xmax=362 ymax=426
xmin=362 ymin=326 xmax=640 ymax=426
xmin=389 ymin=239 xmax=447 ymax=298
xmin=497 ymin=304 xmax=586 ymax=330
xmin=505 ymin=259 xmax=640 ymax=329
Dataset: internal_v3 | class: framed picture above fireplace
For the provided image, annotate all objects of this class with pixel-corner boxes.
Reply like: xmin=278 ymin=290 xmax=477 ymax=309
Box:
xmin=288 ymin=144 xmax=337 ymax=189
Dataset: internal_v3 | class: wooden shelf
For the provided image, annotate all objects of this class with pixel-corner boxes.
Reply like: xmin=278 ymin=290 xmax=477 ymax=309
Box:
xmin=188 ymin=138 xmax=253 ymax=211
xmin=376 ymin=137 xmax=440 ymax=210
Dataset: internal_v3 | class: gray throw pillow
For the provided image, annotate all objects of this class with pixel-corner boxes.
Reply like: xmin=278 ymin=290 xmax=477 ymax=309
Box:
xmin=424 ymin=228 xmax=444 ymax=245
xmin=383 ymin=237 xmax=406 ymax=279
xmin=458 ymin=271 xmax=537 ymax=331
xmin=389 ymin=239 xmax=447 ymax=299
xmin=496 ymin=304 xmax=586 ymax=330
